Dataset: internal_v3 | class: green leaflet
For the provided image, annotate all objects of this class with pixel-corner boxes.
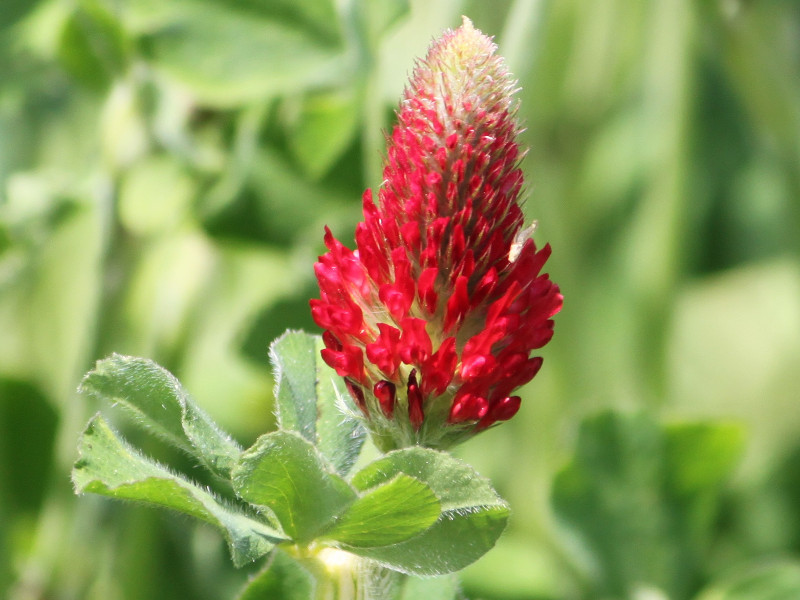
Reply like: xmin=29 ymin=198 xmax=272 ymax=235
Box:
xmin=270 ymin=330 xmax=365 ymax=476
xmin=345 ymin=446 xmax=510 ymax=576
xmin=320 ymin=473 xmax=440 ymax=547
xmin=232 ymin=430 xmax=357 ymax=543
xmin=80 ymin=354 xmax=242 ymax=480
xmin=232 ymin=431 xmax=441 ymax=548
xmin=73 ymin=415 xmax=286 ymax=567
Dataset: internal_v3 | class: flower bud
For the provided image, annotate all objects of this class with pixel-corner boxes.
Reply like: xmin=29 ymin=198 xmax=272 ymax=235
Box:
xmin=311 ymin=17 xmax=562 ymax=450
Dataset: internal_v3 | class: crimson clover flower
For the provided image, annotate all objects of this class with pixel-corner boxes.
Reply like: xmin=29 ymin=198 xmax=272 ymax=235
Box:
xmin=311 ymin=17 xmax=562 ymax=450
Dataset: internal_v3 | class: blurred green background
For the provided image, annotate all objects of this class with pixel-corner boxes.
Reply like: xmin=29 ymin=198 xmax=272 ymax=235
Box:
xmin=1 ymin=0 xmax=799 ymax=598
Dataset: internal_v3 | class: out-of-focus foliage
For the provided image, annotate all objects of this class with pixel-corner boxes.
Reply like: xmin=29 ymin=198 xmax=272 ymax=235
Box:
xmin=0 ymin=0 xmax=798 ymax=598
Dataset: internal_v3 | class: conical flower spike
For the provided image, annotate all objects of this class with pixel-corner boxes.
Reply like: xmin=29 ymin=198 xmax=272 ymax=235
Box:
xmin=311 ymin=17 xmax=563 ymax=450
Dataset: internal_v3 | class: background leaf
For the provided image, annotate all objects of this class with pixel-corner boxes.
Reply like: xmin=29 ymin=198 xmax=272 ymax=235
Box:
xmin=139 ymin=0 xmax=345 ymax=106
xmin=118 ymin=154 xmax=195 ymax=235
xmin=551 ymin=411 xmax=744 ymax=599
xmin=399 ymin=574 xmax=462 ymax=600
xmin=696 ymin=561 xmax=800 ymax=600
xmin=207 ymin=0 xmax=342 ymax=45
xmin=354 ymin=0 xmax=411 ymax=50
xmin=284 ymin=89 xmax=359 ymax=180
xmin=0 ymin=379 xmax=57 ymax=513
xmin=57 ymin=2 xmax=130 ymax=92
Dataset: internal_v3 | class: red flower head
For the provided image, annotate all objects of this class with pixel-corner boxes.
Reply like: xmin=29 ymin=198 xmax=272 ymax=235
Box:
xmin=311 ymin=17 xmax=562 ymax=450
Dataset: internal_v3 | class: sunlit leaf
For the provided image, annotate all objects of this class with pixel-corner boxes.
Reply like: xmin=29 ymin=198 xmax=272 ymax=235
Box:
xmin=346 ymin=447 xmax=509 ymax=575
xmin=321 ymin=474 xmax=440 ymax=547
xmin=232 ymin=430 xmax=356 ymax=543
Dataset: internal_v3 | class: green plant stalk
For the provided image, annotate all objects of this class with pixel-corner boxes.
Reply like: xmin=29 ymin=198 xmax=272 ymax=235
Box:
xmin=292 ymin=546 xmax=405 ymax=600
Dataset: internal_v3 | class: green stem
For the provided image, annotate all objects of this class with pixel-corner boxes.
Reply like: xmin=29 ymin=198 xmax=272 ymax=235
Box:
xmin=297 ymin=548 xmax=405 ymax=600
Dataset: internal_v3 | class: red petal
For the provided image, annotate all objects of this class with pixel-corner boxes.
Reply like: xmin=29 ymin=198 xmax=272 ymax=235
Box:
xmin=443 ymin=275 xmax=469 ymax=333
xmin=365 ymin=323 xmax=402 ymax=377
xmin=373 ymin=380 xmax=396 ymax=418
xmin=420 ymin=337 xmax=457 ymax=396
xmin=449 ymin=225 xmax=466 ymax=267
xmin=378 ymin=248 xmax=415 ymax=319
xmin=449 ymin=393 xmax=488 ymax=423
xmin=478 ymin=396 xmax=521 ymax=429
xmin=491 ymin=356 xmax=543 ymax=399
xmin=320 ymin=344 xmax=364 ymax=382
xmin=345 ymin=380 xmax=367 ymax=415
xmin=407 ymin=369 xmax=424 ymax=430
xmin=398 ymin=318 xmax=432 ymax=365
xmin=355 ymin=223 xmax=388 ymax=282
xmin=471 ymin=266 xmax=498 ymax=305
xmin=322 ymin=330 xmax=342 ymax=351
xmin=310 ymin=300 xmax=363 ymax=337
xmin=417 ymin=267 xmax=439 ymax=314
xmin=459 ymin=353 xmax=496 ymax=381
xmin=425 ymin=171 xmax=442 ymax=187
xmin=400 ymin=222 xmax=422 ymax=256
